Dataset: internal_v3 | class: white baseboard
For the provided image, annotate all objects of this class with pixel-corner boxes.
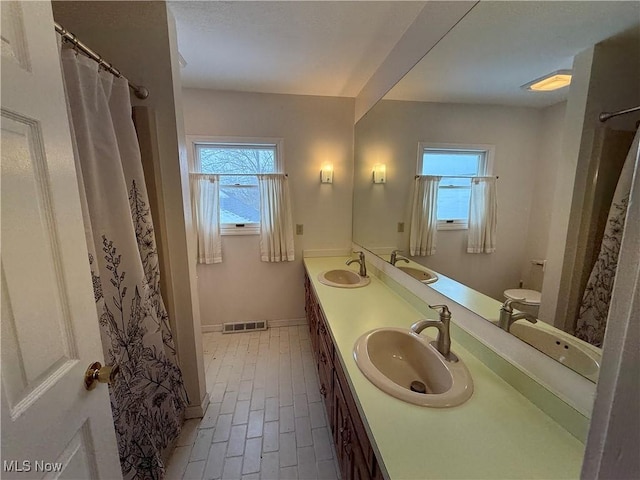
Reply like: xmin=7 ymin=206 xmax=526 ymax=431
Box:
xmin=201 ymin=317 xmax=307 ymax=334
xmin=201 ymin=324 xmax=222 ymax=333
xmin=268 ymin=317 xmax=307 ymax=328
xmin=185 ymin=392 xmax=210 ymax=419
xmin=303 ymin=248 xmax=351 ymax=257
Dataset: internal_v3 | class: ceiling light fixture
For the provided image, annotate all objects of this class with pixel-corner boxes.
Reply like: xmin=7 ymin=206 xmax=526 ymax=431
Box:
xmin=522 ymin=70 xmax=572 ymax=92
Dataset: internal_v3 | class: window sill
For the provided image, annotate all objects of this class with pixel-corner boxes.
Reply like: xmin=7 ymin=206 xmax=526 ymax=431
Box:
xmin=437 ymin=222 xmax=468 ymax=231
xmin=221 ymin=226 xmax=260 ymax=236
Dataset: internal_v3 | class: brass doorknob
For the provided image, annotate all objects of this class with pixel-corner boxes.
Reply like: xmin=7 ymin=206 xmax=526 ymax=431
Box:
xmin=84 ymin=361 xmax=119 ymax=390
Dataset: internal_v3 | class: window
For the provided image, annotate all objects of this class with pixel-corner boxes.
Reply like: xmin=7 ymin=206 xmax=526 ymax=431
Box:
xmin=193 ymin=138 xmax=284 ymax=234
xmin=417 ymin=143 xmax=493 ymax=230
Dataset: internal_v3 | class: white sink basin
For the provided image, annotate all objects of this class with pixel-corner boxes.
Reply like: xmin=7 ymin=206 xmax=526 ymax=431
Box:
xmin=353 ymin=328 xmax=473 ymax=407
xmin=510 ymin=322 xmax=601 ymax=381
xmin=318 ymin=269 xmax=370 ymax=288
xmin=398 ymin=266 xmax=438 ymax=284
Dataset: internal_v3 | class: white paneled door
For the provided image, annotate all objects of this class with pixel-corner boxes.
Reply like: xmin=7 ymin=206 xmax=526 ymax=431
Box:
xmin=1 ymin=2 xmax=121 ymax=478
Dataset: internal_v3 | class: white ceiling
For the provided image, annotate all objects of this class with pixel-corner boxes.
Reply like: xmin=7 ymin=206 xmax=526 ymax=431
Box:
xmin=385 ymin=1 xmax=640 ymax=107
xmin=169 ymin=1 xmax=426 ymax=97
xmin=170 ymin=1 xmax=639 ymax=105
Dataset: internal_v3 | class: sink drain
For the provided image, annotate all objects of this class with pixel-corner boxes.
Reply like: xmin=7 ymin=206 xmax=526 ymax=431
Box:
xmin=410 ymin=380 xmax=427 ymax=394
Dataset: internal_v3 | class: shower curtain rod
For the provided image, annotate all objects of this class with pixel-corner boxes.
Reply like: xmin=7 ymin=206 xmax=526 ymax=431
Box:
xmin=190 ymin=173 xmax=289 ymax=177
xmin=599 ymin=105 xmax=640 ymax=123
xmin=54 ymin=22 xmax=149 ymax=100
xmin=415 ymin=175 xmax=499 ymax=179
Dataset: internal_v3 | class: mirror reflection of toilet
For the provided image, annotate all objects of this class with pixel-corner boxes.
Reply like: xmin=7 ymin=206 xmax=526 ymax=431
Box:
xmin=504 ymin=259 xmax=545 ymax=317
xmin=504 ymin=259 xmax=546 ymax=317
xmin=504 ymin=288 xmax=541 ymax=305
xmin=504 ymin=288 xmax=541 ymax=317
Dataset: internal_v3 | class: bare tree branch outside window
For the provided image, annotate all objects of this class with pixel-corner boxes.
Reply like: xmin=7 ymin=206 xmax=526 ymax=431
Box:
xmin=198 ymin=145 xmax=277 ymax=224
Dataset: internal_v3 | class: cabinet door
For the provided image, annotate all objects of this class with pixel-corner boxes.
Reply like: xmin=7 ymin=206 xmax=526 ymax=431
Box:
xmin=334 ymin=349 xmax=375 ymax=474
xmin=318 ymin=331 xmax=334 ymax=426
xmin=304 ymin=274 xmax=319 ymax=357
xmin=309 ymin=306 xmax=319 ymax=359
xmin=351 ymin=440 xmax=372 ymax=480
xmin=333 ymin=373 xmax=353 ymax=480
xmin=334 ymin=374 xmax=372 ymax=480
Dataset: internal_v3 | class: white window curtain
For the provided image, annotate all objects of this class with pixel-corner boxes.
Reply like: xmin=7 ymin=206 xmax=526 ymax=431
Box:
xmin=258 ymin=174 xmax=295 ymax=262
xmin=467 ymin=176 xmax=498 ymax=253
xmin=190 ymin=173 xmax=222 ymax=264
xmin=410 ymin=175 xmax=442 ymax=256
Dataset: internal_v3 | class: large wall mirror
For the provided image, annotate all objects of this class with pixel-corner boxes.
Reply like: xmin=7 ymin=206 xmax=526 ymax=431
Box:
xmin=353 ymin=1 xmax=640 ymax=383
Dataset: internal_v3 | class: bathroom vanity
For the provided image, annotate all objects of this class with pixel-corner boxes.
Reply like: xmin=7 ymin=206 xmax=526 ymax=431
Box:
xmin=305 ymin=271 xmax=383 ymax=480
xmin=303 ymin=256 xmax=584 ymax=480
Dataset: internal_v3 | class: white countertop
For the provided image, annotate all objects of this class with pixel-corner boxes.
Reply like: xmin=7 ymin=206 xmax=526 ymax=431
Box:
xmin=304 ymin=256 xmax=584 ymax=479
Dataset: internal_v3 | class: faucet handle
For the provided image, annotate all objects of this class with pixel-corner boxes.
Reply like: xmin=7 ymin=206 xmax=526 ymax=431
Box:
xmin=502 ymin=298 xmax=527 ymax=311
xmin=428 ymin=304 xmax=451 ymax=320
xmin=391 ymin=249 xmax=403 ymax=254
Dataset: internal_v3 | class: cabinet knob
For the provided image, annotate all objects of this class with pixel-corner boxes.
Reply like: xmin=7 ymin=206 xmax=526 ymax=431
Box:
xmin=320 ymin=385 xmax=327 ymax=397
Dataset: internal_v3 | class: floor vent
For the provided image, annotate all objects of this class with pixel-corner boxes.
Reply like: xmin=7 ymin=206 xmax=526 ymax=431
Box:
xmin=222 ymin=320 xmax=268 ymax=334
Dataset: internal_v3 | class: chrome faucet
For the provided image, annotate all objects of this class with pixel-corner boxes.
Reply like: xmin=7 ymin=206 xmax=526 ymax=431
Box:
xmin=346 ymin=251 xmax=367 ymax=277
xmin=498 ymin=298 xmax=538 ymax=332
xmin=411 ymin=304 xmax=458 ymax=362
xmin=390 ymin=249 xmax=410 ymax=266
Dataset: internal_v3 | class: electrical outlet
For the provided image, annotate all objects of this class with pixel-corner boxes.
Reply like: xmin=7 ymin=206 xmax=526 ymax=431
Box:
xmin=397 ymin=222 xmax=405 ymax=233
xmin=296 ymin=224 xmax=304 ymax=235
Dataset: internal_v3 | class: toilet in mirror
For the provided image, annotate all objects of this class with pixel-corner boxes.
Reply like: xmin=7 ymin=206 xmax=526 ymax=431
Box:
xmin=353 ymin=1 xmax=640 ymax=383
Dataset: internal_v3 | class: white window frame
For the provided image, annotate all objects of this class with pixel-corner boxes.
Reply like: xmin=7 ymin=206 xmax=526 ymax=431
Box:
xmin=417 ymin=142 xmax=495 ymax=230
xmin=187 ymin=136 xmax=285 ymax=236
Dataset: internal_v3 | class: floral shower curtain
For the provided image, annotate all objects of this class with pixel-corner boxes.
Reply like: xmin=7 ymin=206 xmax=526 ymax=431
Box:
xmin=61 ymin=49 xmax=187 ymax=479
xmin=576 ymin=128 xmax=640 ymax=347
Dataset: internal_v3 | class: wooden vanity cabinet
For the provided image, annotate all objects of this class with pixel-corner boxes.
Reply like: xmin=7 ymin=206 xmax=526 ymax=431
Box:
xmin=304 ymin=272 xmax=385 ymax=480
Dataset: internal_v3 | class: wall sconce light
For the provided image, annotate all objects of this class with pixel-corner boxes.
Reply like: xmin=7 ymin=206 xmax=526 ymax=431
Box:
xmin=373 ymin=164 xmax=386 ymax=184
xmin=320 ymin=164 xmax=333 ymax=184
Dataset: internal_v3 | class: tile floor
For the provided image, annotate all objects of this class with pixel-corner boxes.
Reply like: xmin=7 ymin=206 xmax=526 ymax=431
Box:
xmin=165 ymin=326 xmax=340 ymax=480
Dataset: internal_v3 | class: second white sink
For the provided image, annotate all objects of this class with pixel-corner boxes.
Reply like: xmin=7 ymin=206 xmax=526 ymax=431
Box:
xmin=510 ymin=322 xmax=601 ymax=382
xmin=353 ymin=327 xmax=473 ymax=407
xmin=397 ymin=266 xmax=438 ymax=284
xmin=318 ymin=269 xmax=370 ymax=288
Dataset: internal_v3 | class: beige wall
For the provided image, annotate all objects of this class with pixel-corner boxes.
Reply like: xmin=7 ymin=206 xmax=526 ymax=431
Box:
xmin=521 ymin=102 xmax=566 ymax=291
xmin=52 ymin=1 xmax=207 ymax=414
xmin=182 ymin=89 xmax=355 ymax=326
xmin=544 ymin=28 xmax=640 ymax=329
xmin=354 ymin=99 xmax=546 ymax=301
